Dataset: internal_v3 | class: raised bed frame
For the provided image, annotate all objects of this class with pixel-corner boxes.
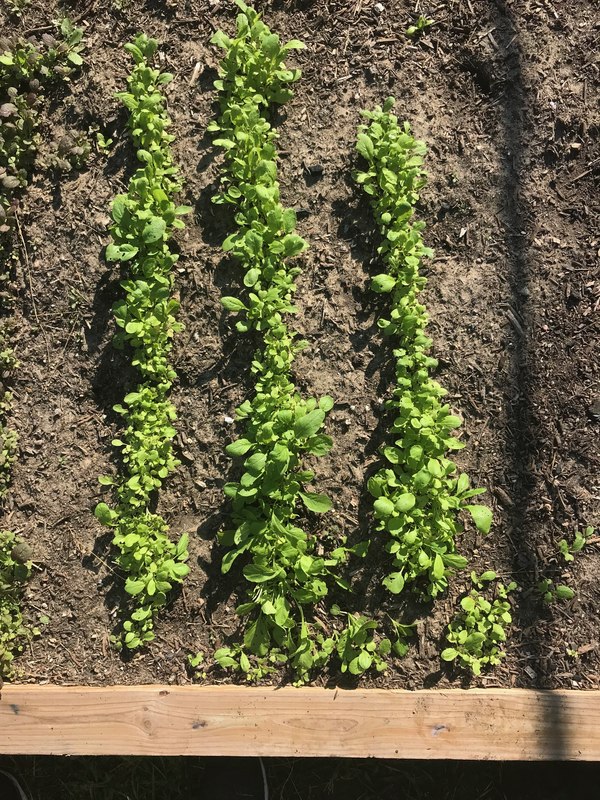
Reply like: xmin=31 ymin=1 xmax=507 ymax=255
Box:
xmin=1 ymin=686 xmax=599 ymax=760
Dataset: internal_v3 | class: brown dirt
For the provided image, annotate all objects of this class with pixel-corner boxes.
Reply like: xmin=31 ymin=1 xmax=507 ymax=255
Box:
xmin=0 ymin=0 xmax=598 ymax=689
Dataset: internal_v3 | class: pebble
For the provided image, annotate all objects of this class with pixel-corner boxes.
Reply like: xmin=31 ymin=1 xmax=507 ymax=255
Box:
xmin=587 ymin=399 xmax=600 ymax=422
xmin=224 ymin=415 xmax=234 ymax=424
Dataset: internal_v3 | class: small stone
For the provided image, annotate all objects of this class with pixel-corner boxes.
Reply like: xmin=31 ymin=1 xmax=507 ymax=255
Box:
xmin=224 ymin=415 xmax=234 ymax=424
xmin=374 ymin=2 xmax=384 ymax=11
xmin=587 ymin=399 xmax=600 ymax=422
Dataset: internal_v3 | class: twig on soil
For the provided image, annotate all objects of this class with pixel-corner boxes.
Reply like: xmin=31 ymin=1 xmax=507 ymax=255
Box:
xmin=14 ymin=212 xmax=51 ymax=367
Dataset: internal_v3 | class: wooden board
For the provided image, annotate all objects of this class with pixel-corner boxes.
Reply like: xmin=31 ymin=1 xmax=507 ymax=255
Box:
xmin=1 ymin=685 xmax=598 ymax=760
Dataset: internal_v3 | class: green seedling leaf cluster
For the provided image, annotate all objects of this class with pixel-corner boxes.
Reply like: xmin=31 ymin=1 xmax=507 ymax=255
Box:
xmin=94 ymin=35 xmax=189 ymax=651
xmin=441 ymin=572 xmax=517 ymax=675
xmin=355 ymin=98 xmax=492 ymax=603
xmin=558 ymin=526 xmax=594 ymax=563
xmin=0 ymin=530 xmax=34 ymax=678
xmin=205 ymin=1 xmax=350 ymax=682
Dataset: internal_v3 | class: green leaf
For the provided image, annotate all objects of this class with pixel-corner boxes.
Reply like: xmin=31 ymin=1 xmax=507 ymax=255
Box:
xmin=106 ymin=243 xmax=138 ymax=262
xmin=243 ymin=564 xmax=281 ymax=583
xmin=221 ymin=296 xmax=247 ymax=312
xmin=283 ymin=39 xmax=306 ymax=50
xmin=441 ymin=648 xmax=458 ymax=662
xmin=358 ymin=651 xmax=373 ymax=671
xmin=67 ymin=51 xmax=84 ymax=66
xmin=371 ymin=274 xmax=396 ymax=293
xmin=465 ymin=504 xmax=493 ymax=534
xmin=396 ymin=493 xmax=416 ymax=512
xmin=294 ymin=409 xmax=325 ymax=438
xmin=244 ymin=268 xmax=260 ymax=287
xmin=299 ymin=492 xmax=332 ymax=514
xmin=432 ymin=553 xmax=445 ymax=580
xmin=226 ymin=439 xmax=253 ymax=457
xmin=383 ymin=572 xmax=405 ymax=594
xmin=373 ymin=497 xmax=394 ymax=517
xmin=356 ymin=133 xmax=375 ymax=160
xmin=142 ymin=216 xmax=167 ymax=243
xmin=94 ymin=502 xmax=114 ymax=526
xmin=556 ymin=585 xmax=575 ymax=600
xmin=282 ymin=234 xmax=307 ymax=258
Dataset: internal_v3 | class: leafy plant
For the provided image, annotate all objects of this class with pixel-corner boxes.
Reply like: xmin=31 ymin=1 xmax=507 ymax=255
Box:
xmin=355 ymin=98 xmax=492 ymax=604
xmin=537 ymin=579 xmax=575 ymax=603
xmin=201 ymin=0 xmax=350 ymax=682
xmin=441 ymin=572 xmax=516 ymax=675
xmin=405 ymin=16 xmax=434 ymax=37
xmin=0 ymin=530 xmax=34 ymax=678
xmin=94 ymin=35 xmax=190 ymax=651
xmin=558 ymin=526 xmax=594 ymax=563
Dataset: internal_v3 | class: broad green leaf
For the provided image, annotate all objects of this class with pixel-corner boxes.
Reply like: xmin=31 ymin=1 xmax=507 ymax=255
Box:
xmin=441 ymin=648 xmax=458 ymax=662
xmin=226 ymin=439 xmax=253 ymax=457
xmin=374 ymin=497 xmax=394 ymax=517
xmin=94 ymin=502 xmax=114 ymax=525
xmin=142 ymin=216 xmax=167 ymax=243
xmin=383 ymin=572 xmax=405 ymax=594
xmin=465 ymin=504 xmax=493 ymax=534
xmin=299 ymin=492 xmax=332 ymax=514
xmin=556 ymin=585 xmax=574 ymax=600
xmin=294 ymin=409 xmax=325 ymax=438
xmin=221 ymin=296 xmax=246 ymax=312
xmin=357 ymin=133 xmax=374 ymax=160
xmin=396 ymin=493 xmax=416 ymax=512
xmin=371 ymin=273 xmax=396 ymax=293
xmin=243 ymin=564 xmax=281 ymax=583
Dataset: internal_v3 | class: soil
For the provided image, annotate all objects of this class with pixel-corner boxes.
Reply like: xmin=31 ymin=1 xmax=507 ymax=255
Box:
xmin=0 ymin=0 xmax=597 ymax=690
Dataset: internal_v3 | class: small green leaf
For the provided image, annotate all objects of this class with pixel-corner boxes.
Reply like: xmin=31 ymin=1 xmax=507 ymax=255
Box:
xmin=465 ymin=504 xmax=493 ymax=534
xmin=383 ymin=572 xmax=405 ymax=594
xmin=556 ymin=585 xmax=575 ymax=601
xmin=374 ymin=497 xmax=395 ymax=517
xmin=441 ymin=648 xmax=458 ymax=662
xmin=226 ymin=439 xmax=253 ymax=457
xmin=299 ymin=492 xmax=332 ymax=514
xmin=371 ymin=274 xmax=396 ymax=293
xmin=221 ymin=296 xmax=247 ymax=312
xmin=142 ymin=216 xmax=167 ymax=243
xmin=94 ymin=502 xmax=114 ymax=526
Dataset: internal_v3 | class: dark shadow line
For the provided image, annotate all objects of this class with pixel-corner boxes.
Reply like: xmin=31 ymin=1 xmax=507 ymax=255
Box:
xmin=493 ymin=0 xmax=566 ymax=759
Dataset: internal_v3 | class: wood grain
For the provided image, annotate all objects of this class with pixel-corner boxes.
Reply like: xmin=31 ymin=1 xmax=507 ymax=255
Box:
xmin=1 ymin=685 xmax=598 ymax=760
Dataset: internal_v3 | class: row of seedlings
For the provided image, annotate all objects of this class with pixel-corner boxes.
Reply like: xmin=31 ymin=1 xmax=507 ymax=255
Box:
xmin=205 ymin=1 xmax=354 ymax=681
xmin=0 ymin=21 xmax=84 ymax=678
xmin=355 ymin=99 xmax=513 ymax=674
xmin=94 ymin=36 xmax=191 ymax=650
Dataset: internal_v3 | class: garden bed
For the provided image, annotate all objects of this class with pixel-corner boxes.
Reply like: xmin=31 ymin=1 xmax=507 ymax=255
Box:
xmin=0 ymin=0 xmax=598 ymax=693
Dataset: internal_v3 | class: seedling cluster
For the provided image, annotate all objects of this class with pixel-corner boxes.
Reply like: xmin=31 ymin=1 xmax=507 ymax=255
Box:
xmin=205 ymin=0 xmax=352 ymax=681
xmin=441 ymin=572 xmax=516 ymax=675
xmin=94 ymin=35 xmax=190 ymax=650
xmin=355 ymin=99 xmax=492 ymax=606
xmin=0 ymin=531 xmax=34 ymax=677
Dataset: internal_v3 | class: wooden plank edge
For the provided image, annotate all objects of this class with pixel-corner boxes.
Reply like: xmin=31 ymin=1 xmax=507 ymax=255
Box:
xmin=1 ymin=685 xmax=598 ymax=760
